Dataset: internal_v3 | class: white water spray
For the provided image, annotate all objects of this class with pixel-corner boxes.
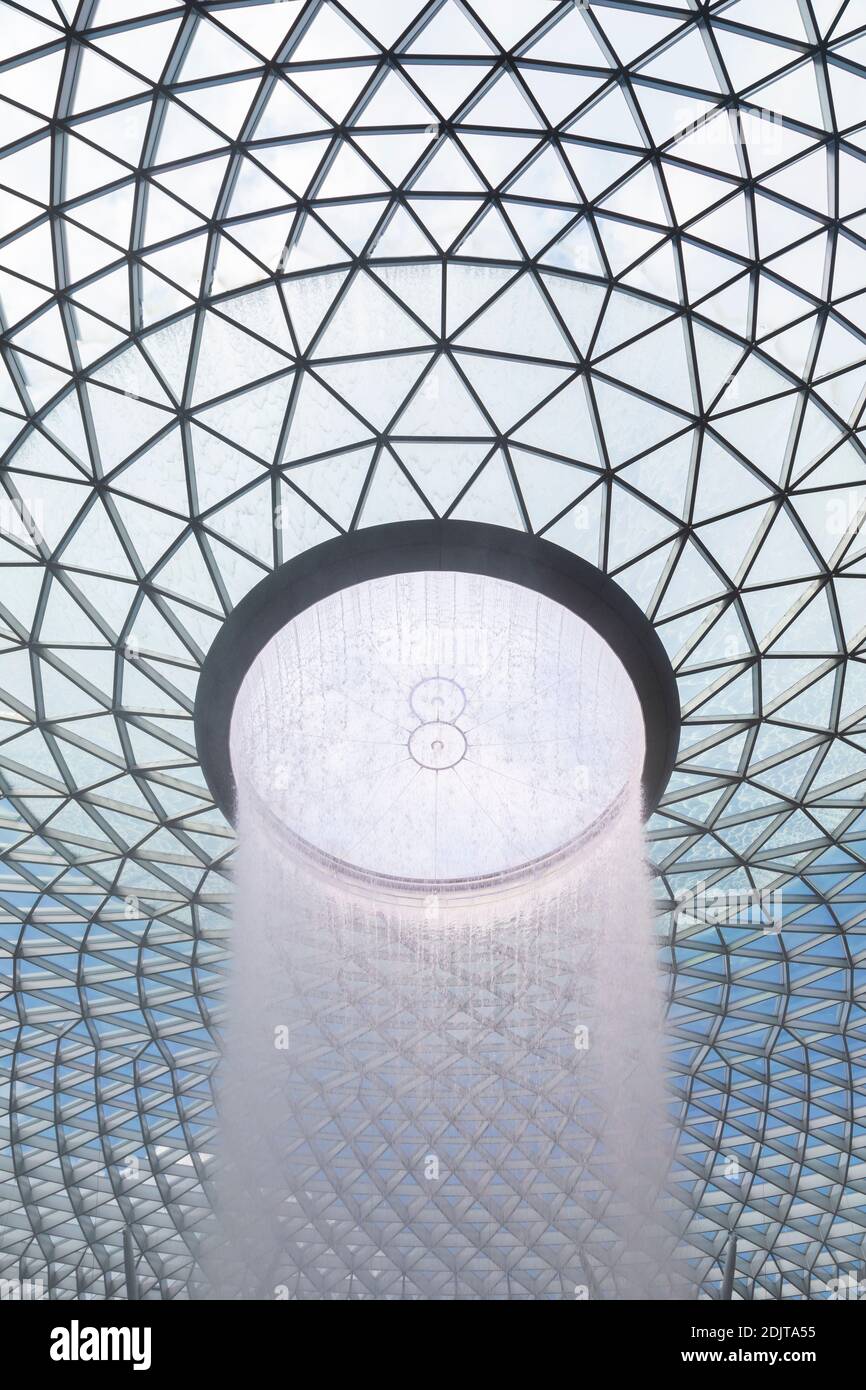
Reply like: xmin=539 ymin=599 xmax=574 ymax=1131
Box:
xmin=210 ymin=573 xmax=677 ymax=1299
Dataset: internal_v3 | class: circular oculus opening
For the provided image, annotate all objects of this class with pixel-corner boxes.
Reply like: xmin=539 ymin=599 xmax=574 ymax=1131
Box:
xmin=195 ymin=521 xmax=680 ymax=894
xmin=230 ymin=571 xmax=645 ymax=888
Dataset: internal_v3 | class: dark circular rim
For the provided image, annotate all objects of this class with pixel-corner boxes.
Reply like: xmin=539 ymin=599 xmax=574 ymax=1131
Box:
xmin=194 ymin=520 xmax=680 ymax=824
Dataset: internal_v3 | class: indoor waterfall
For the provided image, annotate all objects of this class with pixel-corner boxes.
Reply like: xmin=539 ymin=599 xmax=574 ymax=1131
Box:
xmin=209 ymin=572 xmax=678 ymax=1300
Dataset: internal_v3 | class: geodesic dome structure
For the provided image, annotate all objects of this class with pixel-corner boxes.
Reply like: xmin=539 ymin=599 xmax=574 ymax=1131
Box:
xmin=1 ymin=0 xmax=866 ymax=1299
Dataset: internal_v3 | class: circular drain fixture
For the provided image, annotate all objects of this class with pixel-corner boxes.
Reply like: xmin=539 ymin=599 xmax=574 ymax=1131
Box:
xmin=408 ymin=720 xmax=468 ymax=771
xmin=411 ymin=676 xmax=466 ymax=722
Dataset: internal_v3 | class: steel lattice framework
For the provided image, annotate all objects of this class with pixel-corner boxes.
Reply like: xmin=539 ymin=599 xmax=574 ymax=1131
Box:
xmin=1 ymin=0 xmax=866 ymax=1300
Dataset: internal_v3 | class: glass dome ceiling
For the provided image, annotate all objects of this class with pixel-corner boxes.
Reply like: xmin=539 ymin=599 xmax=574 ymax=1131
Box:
xmin=1 ymin=0 xmax=866 ymax=1299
